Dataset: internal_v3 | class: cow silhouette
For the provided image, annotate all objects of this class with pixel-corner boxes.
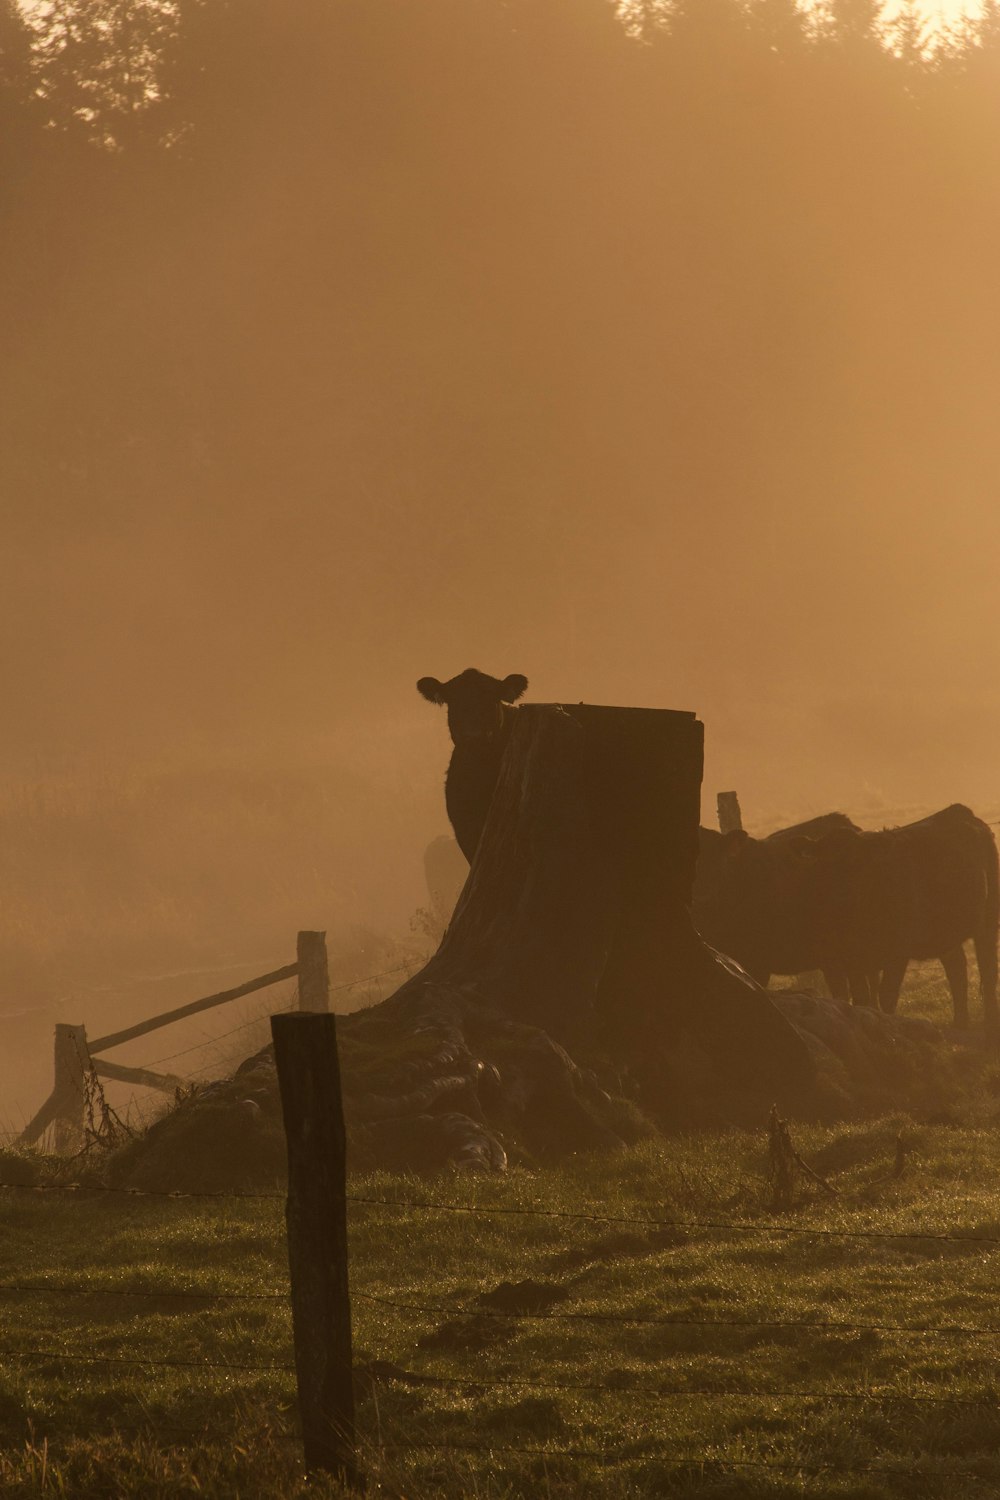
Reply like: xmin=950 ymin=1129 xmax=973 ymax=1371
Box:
xmin=695 ymin=804 xmax=998 ymax=1028
xmin=417 ymin=668 xmax=528 ymax=860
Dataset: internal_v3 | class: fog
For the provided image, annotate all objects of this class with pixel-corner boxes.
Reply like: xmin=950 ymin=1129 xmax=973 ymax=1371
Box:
xmin=1 ymin=0 xmax=999 ymax=1123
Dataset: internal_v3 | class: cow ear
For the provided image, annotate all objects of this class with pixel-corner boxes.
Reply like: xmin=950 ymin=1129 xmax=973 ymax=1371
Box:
xmin=499 ymin=673 xmax=528 ymax=703
xmin=721 ymin=829 xmax=749 ymax=855
xmin=417 ymin=677 xmax=446 ymax=704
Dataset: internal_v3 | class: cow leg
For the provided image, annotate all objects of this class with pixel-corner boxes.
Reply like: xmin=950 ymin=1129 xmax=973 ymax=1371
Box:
xmin=940 ymin=945 xmax=969 ymax=1028
xmin=878 ymin=960 xmax=907 ymax=1014
xmin=971 ymin=927 xmax=999 ymax=1034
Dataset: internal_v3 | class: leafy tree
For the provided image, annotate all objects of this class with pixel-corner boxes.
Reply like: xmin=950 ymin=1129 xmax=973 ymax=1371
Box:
xmin=25 ymin=0 xmax=176 ymax=146
xmin=749 ymin=0 xmax=811 ymax=51
xmin=0 ymin=0 xmax=34 ymax=97
xmin=824 ymin=0 xmax=886 ymax=44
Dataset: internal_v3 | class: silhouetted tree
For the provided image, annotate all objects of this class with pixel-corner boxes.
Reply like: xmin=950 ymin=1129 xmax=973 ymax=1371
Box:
xmin=826 ymin=0 xmax=886 ymax=45
xmin=0 ymin=0 xmax=33 ymax=96
xmin=25 ymin=0 xmax=174 ymax=145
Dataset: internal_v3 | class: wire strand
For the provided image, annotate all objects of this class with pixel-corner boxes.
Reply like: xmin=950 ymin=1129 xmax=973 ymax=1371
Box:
xmin=7 ymin=1179 xmax=1000 ymax=1251
xmin=365 ymin=1364 xmax=995 ymax=1406
xmin=0 ymin=1179 xmax=283 ymax=1200
xmin=0 ymin=1347 xmax=294 ymax=1372
xmin=140 ymin=963 xmax=417 ymax=1070
xmin=349 ymin=1193 xmax=1000 ymax=1246
xmin=395 ymin=1439 xmax=994 ymax=1479
xmin=356 ymin=1289 xmax=1000 ymax=1339
xmin=0 ymin=1281 xmax=285 ymax=1302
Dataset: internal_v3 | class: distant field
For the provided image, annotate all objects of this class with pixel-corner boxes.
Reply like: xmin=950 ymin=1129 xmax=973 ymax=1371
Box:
xmin=3 ymin=967 xmax=1000 ymax=1497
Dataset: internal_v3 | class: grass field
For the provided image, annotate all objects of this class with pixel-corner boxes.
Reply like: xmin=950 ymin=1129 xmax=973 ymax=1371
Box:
xmin=2 ymin=777 xmax=1000 ymax=1496
xmin=3 ymin=963 xmax=1000 ymax=1497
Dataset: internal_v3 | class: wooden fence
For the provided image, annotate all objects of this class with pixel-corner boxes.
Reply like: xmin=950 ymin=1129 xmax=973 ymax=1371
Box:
xmin=19 ymin=930 xmax=331 ymax=1152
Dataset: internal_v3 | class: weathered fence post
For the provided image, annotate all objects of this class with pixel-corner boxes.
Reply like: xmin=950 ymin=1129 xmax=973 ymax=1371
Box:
xmin=271 ymin=1011 xmax=359 ymax=1489
xmin=297 ymin=930 xmax=330 ymax=1012
xmin=717 ymin=790 xmax=743 ymax=835
xmin=53 ymin=1023 xmax=89 ymax=1153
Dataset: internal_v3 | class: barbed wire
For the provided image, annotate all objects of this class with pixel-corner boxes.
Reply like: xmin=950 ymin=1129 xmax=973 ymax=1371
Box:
xmin=139 ymin=962 xmax=418 ymax=1071
xmin=3 ymin=1281 xmax=995 ymax=1383
xmin=350 ymin=1193 xmax=1000 ymax=1246
xmin=355 ymin=1288 xmax=1000 ymax=1339
xmin=0 ymin=1381 xmax=984 ymax=1488
xmin=0 ymin=1347 xmax=294 ymax=1373
xmin=11 ymin=948 xmax=995 ymax=1479
xmin=395 ymin=1439 xmax=995 ymax=1479
xmin=364 ymin=1363 xmax=997 ymax=1406
xmin=0 ymin=1179 xmax=283 ymax=1200
xmin=0 ymin=1280 xmax=285 ymax=1302
xmin=6 ymin=1177 xmax=1000 ymax=1254
xmin=141 ymin=1008 xmax=295 ymax=1070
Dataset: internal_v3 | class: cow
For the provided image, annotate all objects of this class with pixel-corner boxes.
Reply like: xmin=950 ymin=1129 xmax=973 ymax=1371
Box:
xmin=695 ymin=812 xmax=862 ymax=993
xmin=417 ymin=668 xmax=528 ymax=861
xmin=694 ymin=807 xmax=996 ymax=1027
xmin=749 ymin=813 xmax=888 ymax=1005
xmin=791 ymin=805 xmax=998 ymax=1030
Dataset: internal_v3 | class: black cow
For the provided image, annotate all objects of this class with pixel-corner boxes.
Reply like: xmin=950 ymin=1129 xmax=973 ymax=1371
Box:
xmin=417 ymin=668 xmax=528 ymax=861
xmin=792 ymin=805 xmax=998 ymax=1029
xmin=694 ymin=807 xmax=996 ymax=1026
xmin=701 ymin=812 xmax=897 ymax=1003
xmin=695 ymin=813 xmax=861 ymax=991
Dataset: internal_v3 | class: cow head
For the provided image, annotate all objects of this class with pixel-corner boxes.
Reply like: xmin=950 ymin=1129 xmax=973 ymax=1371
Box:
xmin=417 ymin=668 xmax=528 ymax=746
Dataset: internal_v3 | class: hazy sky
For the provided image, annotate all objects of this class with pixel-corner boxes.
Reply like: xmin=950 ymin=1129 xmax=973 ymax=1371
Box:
xmin=4 ymin=0 xmax=1000 ymax=839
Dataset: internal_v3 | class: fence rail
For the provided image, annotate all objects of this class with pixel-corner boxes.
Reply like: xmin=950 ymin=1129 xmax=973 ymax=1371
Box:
xmin=18 ymin=931 xmax=331 ymax=1148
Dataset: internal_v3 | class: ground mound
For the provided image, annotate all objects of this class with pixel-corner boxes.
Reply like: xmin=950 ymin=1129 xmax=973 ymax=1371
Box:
xmin=105 ymin=987 xmax=981 ymax=1194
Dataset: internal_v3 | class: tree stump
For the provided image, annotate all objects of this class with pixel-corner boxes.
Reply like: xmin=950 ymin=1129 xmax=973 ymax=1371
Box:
xmin=340 ymin=703 xmax=817 ymax=1169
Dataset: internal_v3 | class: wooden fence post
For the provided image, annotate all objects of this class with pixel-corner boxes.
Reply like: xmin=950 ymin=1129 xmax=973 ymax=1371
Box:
xmin=297 ymin=930 xmax=330 ymax=1012
xmin=717 ymin=790 xmax=743 ymax=835
xmin=271 ymin=1011 xmax=359 ymax=1489
xmin=53 ymin=1023 xmax=89 ymax=1153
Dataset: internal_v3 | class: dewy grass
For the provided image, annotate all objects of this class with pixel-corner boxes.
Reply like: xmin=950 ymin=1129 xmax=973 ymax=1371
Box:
xmin=6 ymin=1010 xmax=1000 ymax=1498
